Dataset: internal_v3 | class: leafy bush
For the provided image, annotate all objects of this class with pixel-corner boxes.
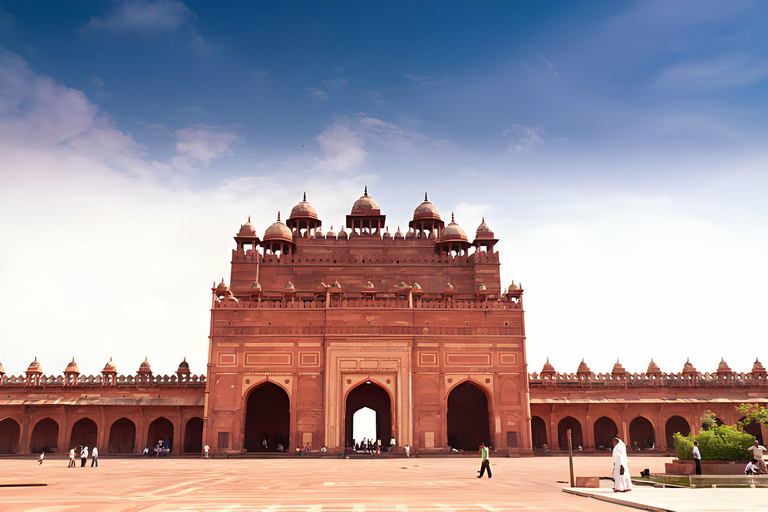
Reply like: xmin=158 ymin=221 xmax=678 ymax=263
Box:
xmin=674 ymin=425 xmax=755 ymax=461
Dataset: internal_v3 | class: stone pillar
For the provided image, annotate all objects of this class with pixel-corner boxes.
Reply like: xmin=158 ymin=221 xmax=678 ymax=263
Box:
xmin=548 ymin=408 xmax=558 ymax=452
xmin=584 ymin=409 xmax=594 ymax=450
xmin=19 ymin=408 xmax=30 ymax=453
xmin=58 ymin=408 xmax=69 ymax=454
xmin=98 ymin=407 xmax=108 ymax=452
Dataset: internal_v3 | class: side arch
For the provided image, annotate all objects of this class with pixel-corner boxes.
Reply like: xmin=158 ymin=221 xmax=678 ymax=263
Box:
xmin=629 ymin=416 xmax=656 ymax=450
xmin=244 ymin=381 xmax=291 ymax=452
xmin=70 ymin=418 xmax=98 ymax=449
xmin=531 ymin=416 xmax=547 ymax=449
xmin=184 ymin=417 xmax=204 ymax=453
xmin=446 ymin=381 xmax=491 ymax=451
xmin=593 ymin=416 xmax=619 ymax=451
xmin=30 ymin=418 xmax=59 ymax=453
xmin=108 ymin=418 xmax=136 ymax=453
xmin=0 ymin=418 xmax=21 ymax=454
xmin=557 ymin=416 xmax=583 ymax=450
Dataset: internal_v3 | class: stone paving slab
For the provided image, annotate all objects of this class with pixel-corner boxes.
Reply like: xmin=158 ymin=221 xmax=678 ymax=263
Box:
xmin=0 ymin=455 xmax=668 ymax=511
xmin=565 ymin=486 xmax=768 ymax=512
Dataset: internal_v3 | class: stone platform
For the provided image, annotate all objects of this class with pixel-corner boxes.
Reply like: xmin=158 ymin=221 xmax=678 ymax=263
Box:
xmin=0 ymin=454 xmax=741 ymax=512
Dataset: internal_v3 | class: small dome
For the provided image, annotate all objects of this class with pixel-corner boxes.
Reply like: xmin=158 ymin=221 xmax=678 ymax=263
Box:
xmin=682 ymin=358 xmax=698 ymax=374
xmin=406 ymin=227 xmax=416 ymax=239
xmin=237 ymin=216 xmax=258 ymax=238
xmin=351 ymin=186 xmax=380 ymax=211
xmin=325 ymin=225 xmax=336 ymax=238
xmin=314 ymin=227 xmax=323 ymax=238
xmin=290 ymin=192 xmax=318 ymax=220
xmin=216 ymin=279 xmax=228 ymax=293
xmin=440 ymin=213 xmax=468 ymax=242
xmin=475 ymin=217 xmax=496 ymax=240
xmin=413 ymin=193 xmax=441 ymax=220
xmin=716 ymin=358 xmax=732 ymax=373
xmin=752 ymin=359 xmax=766 ymax=374
xmin=263 ymin=212 xmax=293 ymax=243
xmin=612 ymin=359 xmax=627 ymax=376
xmin=138 ymin=357 xmax=152 ymax=373
xmin=646 ymin=359 xmax=661 ymax=375
xmin=383 ymin=226 xmax=392 ymax=239
xmin=178 ymin=357 xmax=189 ymax=370
xmin=0 ymin=361 xmax=5 ymax=374
xmin=541 ymin=358 xmax=556 ymax=375
xmin=103 ymin=358 xmax=116 ymax=373
xmin=577 ymin=359 xmax=591 ymax=374
xmin=65 ymin=358 xmax=79 ymax=373
xmin=508 ymin=281 xmax=520 ymax=292
xmin=337 ymin=227 xmax=348 ymax=239
xmin=285 ymin=281 xmax=295 ymax=289
xmin=27 ymin=357 xmax=42 ymax=374
xmin=476 ymin=218 xmax=492 ymax=233
xmin=394 ymin=227 xmax=404 ymax=239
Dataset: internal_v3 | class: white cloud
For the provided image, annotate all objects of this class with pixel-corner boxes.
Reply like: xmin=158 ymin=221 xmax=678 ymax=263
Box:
xmin=306 ymin=87 xmax=329 ymax=101
xmin=404 ymin=73 xmax=431 ymax=82
xmin=84 ymin=0 xmax=193 ymax=31
xmin=322 ymin=78 xmax=348 ymax=90
xmin=316 ymin=123 xmax=367 ymax=170
xmin=503 ymin=124 xmax=545 ymax=152
xmin=175 ymin=125 xmax=240 ymax=166
xmin=655 ymin=55 xmax=768 ymax=91
xmin=188 ymin=25 xmax=212 ymax=56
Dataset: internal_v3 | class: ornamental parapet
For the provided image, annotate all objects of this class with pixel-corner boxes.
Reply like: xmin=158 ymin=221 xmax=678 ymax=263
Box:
xmin=528 ymin=371 xmax=766 ymax=388
xmin=214 ymin=297 xmax=520 ymax=310
xmin=212 ymin=324 xmax=523 ymax=337
xmin=0 ymin=372 xmax=206 ymax=387
xmin=233 ymin=249 xmax=500 ymax=265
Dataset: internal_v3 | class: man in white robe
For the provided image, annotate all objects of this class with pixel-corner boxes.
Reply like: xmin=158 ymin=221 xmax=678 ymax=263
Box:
xmin=612 ymin=436 xmax=632 ymax=492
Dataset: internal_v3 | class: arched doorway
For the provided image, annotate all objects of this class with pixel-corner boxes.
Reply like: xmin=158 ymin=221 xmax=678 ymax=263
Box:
xmin=30 ymin=418 xmax=58 ymax=453
xmin=184 ymin=417 xmax=204 ymax=453
xmin=665 ymin=416 xmax=691 ymax=450
xmin=446 ymin=382 xmax=490 ymax=451
xmin=244 ymin=382 xmax=290 ymax=451
xmin=146 ymin=417 xmax=174 ymax=453
xmin=593 ymin=417 xmax=618 ymax=451
xmin=108 ymin=418 xmax=136 ymax=453
xmin=0 ymin=418 xmax=21 ymax=454
xmin=531 ymin=416 xmax=547 ymax=449
xmin=345 ymin=381 xmax=392 ymax=449
xmin=558 ymin=416 xmax=583 ymax=450
xmin=70 ymin=418 xmax=98 ymax=449
xmin=739 ymin=417 xmax=763 ymax=444
xmin=629 ymin=417 xmax=655 ymax=451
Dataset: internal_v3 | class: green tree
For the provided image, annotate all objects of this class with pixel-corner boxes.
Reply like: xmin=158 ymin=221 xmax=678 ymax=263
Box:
xmin=736 ymin=403 xmax=768 ymax=427
xmin=674 ymin=425 xmax=755 ymax=461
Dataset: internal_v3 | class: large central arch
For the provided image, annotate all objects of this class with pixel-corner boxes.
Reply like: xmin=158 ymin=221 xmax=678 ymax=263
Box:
xmin=447 ymin=381 xmax=490 ymax=451
xmin=244 ymin=382 xmax=290 ymax=451
xmin=344 ymin=381 xmax=392 ymax=449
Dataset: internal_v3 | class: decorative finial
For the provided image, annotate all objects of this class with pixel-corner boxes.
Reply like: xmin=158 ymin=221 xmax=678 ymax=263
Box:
xmin=364 ymin=186 xmax=368 ymax=196
xmin=303 ymin=191 xmax=306 ymax=201
xmin=482 ymin=217 xmax=485 ymax=223
xmin=425 ymin=192 xmax=428 ymax=201
xmin=451 ymin=212 xmax=455 ymax=223
xmin=248 ymin=215 xmax=251 ymax=222
xmin=277 ymin=211 xmax=281 ymax=221
xmin=183 ymin=357 xmax=187 ymax=362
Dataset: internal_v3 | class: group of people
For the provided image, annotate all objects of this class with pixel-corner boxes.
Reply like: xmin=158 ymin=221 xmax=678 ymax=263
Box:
xmin=67 ymin=446 xmax=98 ymax=467
xmin=692 ymin=439 xmax=767 ymax=475
xmin=352 ymin=438 xmax=382 ymax=454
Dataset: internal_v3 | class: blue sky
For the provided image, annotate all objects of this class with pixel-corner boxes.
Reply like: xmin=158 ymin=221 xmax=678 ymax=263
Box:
xmin=1 ymin=1 xmax=767 ymax=376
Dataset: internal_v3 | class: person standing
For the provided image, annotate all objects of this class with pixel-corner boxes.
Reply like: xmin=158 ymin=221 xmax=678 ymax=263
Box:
xmin=203 ymin=444 xmax=209 ymax=459
xmin=405 ymin=445 xmax=410 ymax=458
xmin=91 ymin=446 xmax=98 ymax=467
xmin=68 ymin=447 xmax=76 ymax=468
xmin=81 ymin=446 xmax=88 ymax=467
xmin=612 ymin=436 xmax=632 ymax=492
xmin=747 ymin=440 xmax=767 ymax=474
xmin=692 ymin=441 xmax=702 ymax=475
xmin=477 ymin=443 xmax=492 ymax=478
xmin=38 ymin=451 xmax=44 ymax=465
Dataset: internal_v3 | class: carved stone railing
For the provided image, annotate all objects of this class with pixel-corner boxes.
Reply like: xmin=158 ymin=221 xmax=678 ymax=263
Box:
xmin=212 ymin=324 xmax=523 ymax=337
xmin=0 ymin=373 xmax=206 ymax=388
xmin=215 ymin=297 xmax=519 ymax=310
xmin=528 ymin=371 xmax=766 ymax=388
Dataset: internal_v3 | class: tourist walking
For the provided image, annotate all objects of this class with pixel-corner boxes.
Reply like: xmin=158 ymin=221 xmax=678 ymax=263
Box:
xmin=748 ymin=440 xmax=767 ymax=474
xmin=692 ymin=441 xmax=702 ymax=475
xmin=612 ymin=436 xmax=632 ymax=492
xmin=68 ymin=447 xmax=76 ymax=468
xmin=81 ymin=446 xmax=88 ymax=467
xmin=405 ymin=444 xmax=410 ymax=458
xmin=38 ymin=451 xmax=44 ymax=465
xmin=91 ymin=446 xmax=98 ymax=467
xmin=477 ymin=443 xmax=492 ymax=478
xmin=203 ymin=444 xmax=209 ymax=459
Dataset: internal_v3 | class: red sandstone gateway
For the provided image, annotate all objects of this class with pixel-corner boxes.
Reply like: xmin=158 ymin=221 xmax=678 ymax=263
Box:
xmin=0 ymin=190 xmax=766 ymax=456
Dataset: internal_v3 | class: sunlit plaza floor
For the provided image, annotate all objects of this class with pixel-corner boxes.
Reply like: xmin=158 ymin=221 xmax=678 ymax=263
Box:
xmin=1 ymin=454 xmax=765 ymax=511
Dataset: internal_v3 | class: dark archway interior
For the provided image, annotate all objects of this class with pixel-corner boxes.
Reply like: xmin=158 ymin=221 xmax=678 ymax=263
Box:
xmin=245 ymin=382 xmax=290 ymax=451
xmin=629 ymin=417 xmax=655 ymax=450
xmin=593 ymin=417 xmax=618 ymax=450
xmin=664 ymin=416 xmax=691 ymax=450
xmin=739 ymin=417 xmax=763 ymax=444
xmin=446 ymin=382 xmax=490 ymax=451
xmin=184 ymin=417 xmax=204 ymax=453
xmin=147 ymin=417 xmax=174 ymax=452
xmin=70 ymin=418 xmax=98 ymax=449
xmin=109 ymin=417 xmax=136 ymax=453
xmin=531 ymin=416 xmax=547 ymax=449
xmin=0 ymin=418 xmax=21 ymax=454
xmin=30 ymin=418 xmax=59 ymax=453
xmin=558 ymin=416 xmax=583 ymax=450
xmin=345 ymin=381 xmax=392 ymax=449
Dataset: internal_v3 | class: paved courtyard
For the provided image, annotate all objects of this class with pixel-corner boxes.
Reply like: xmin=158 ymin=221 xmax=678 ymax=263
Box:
xmin=0 ymin=454 xmax=758 ymax=511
